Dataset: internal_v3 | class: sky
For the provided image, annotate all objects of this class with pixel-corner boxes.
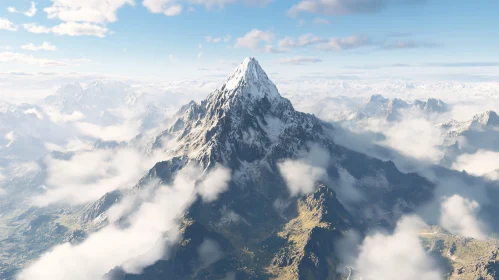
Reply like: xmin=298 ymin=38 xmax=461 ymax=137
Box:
xmin=1 ymin=0 xmax=499 ymax=81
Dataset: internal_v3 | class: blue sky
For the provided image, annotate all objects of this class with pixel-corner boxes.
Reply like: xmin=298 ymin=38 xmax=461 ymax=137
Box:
xmin=1 ymin=0 xmax=498 ymax=80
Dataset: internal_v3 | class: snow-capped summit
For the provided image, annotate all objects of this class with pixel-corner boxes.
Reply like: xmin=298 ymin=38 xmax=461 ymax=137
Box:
xmin=414 ymin=98 xmax=448 ymax=113
xmin=473 ymin=110 xmax=499 ymax=127
xmin=216 ymin=57 xmax=280 ymax=101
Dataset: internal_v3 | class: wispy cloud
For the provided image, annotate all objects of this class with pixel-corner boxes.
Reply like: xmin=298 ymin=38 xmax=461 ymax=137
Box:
xmin=234 ymin=29 xmax=275 ymax=51
xmin=0 ymin=18 xmax=18 ymax=31
xmin=288 ymin=0 xmax=424 ymax=17
xmin=21 ymin=42 xmax=57 ymax=52
xmin=277 ymin=56 xmax=323 ymax=65
xmin=0 ymin=52 xmax=69 ymax=66
xmin=23 ymin=22 xmax=109 ymax=38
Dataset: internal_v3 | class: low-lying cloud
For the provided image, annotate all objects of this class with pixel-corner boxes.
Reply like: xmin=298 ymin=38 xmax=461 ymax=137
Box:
xmin=355 ymin=215 xmax=442 ymax=280
xmin=32 ymin=147 xmax=167 ymax=206
xmin=19 ymin=165 xmax=231 ymax=280
xmin=278 ymin=144 xmax=329 ymax=196
xmin=440 ymin=194 xmax=487 ymax=240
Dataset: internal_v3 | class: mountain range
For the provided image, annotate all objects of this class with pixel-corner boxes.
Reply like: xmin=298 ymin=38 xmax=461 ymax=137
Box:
xmin=2 ymin=58 xmax=499 ymax=280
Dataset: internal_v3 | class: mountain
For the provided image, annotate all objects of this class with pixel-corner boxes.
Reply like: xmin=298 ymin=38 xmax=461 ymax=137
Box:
xmin=439 ymin=110 xmax=499 ymax=167
xmin=92 ymin=57 xmax=436 ymax=279
xmin=358 ymin=95 xmax=449 ymax=121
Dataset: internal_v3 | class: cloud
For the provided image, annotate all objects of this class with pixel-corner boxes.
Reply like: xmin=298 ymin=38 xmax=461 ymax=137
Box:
xmin=7 ymin=7 xmax=17 ymax=13
xmin=184 ymin=0 xmax=271 ymax=9
xmin=24 ymin=1 xmax=37 ymax=17
xmin=224 ymin=35 xmax=231 ymax=42
xmin=277 ymin=56 xmax=322 ymax=65
xmin=52 ymin=22 xmax=110 ymax=37
xmin=75 ymin=121 xmax=139 ymax=142
xmin=44 ymin=0 xmax=134 ymax=23
xmin=313 ymin=17 xmax=329 ymax=24
xmin=168 ymin=54 xmax=178 ymax=61
xmin=197 ymin=166 xmax=231 ymax=202
xmin=0 ymin=52 xmax=69 ymax=67
xmin=278 ymin=33 xmax=328 ymax=49
xmin=23 ymin=22 xmax=109 ymax=37
xmin=0 ymin=18 xmax=18 ymax=31
xmin=198 ymin=51 xmax=203 ymax=58
xmin=426 ymin=62 xmax=499 ymax=67
xmin=452 ymin=150 xmax=499 ymax=177
xmin=198 ymin=238 xmax=224 ymax=267
xmin=318 ymin=35 xmax=371 ymax=51
xmin=0 ymin=169 xmax=6 ymax=196
xmin=355 ymin=215 xmax=442 ymax=280
xmin=31 ymin=147 xmax=169 ymax=206
xmin=440 ymin=194 xmax=487 ymax=240
xmin=23 ymin=23 xmax=51 ymax=34
xmin=234 ymin=29 xmax=275 ymax=51
xmin=21 ymin=42 xmax=57 ymax=52
xmin=288 ymin=0 xmax=424 ymax=17
xmin=278 ymin=144 xmax=329 ymax=196
xmin=264 ymin=45 xmax=287 ymax=53
xmin=143 ymin=0 xmax=183 ymax=16
xmin=19 ymin=167 xmax=215 ymax=280
xmin=382 ymin=40 xmax=439 ymax=50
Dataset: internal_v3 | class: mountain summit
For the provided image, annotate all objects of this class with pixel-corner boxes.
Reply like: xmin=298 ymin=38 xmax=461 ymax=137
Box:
xmin=106 ymin=57 xmax=434 ymax=280
xmin=221 ymin=57 xmax=280 ymax=100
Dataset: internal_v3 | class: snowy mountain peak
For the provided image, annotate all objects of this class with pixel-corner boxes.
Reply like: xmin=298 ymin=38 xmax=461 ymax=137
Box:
xmin=218 ymin=57 xmax=280 ymax=101
xmin=473 ymin=110 xmax=499 ymax=126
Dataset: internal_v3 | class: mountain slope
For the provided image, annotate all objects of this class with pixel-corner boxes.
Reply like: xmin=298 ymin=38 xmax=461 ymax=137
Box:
xmin=92 ymin=57 xmax=435 ymax=279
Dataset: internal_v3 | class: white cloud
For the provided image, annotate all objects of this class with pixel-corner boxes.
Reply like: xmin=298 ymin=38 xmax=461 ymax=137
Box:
xmin=168 ymin=54 xmax=178 ymax=61
xmin=23 ymin=23 xmax=51 ymax=34
xmin=313 ymin=17 xmax=329 ymax=24
xmin=31 ymin=147 xmax=168 ymax=206
xmin=142 ymin=0 xmax=183 ymax=16
xmin=223 ymin=34 xmax=231 ymax=42
xmin=0 ymin=169 xmax=6 ymax=196
xmin=20 ymin=165 xmax=231 ymax=279
xmin=0 ymin=18 xmax=18 ymax=31
xmin=45 ymin=110 xmax=85 ymax=124
xmin=278 ymin=144 xmax=329 ymax=196
xmin=198 ymin=238 xmax=223 ymax=267
xmin=278 ymin=33 xmax=327 ymax=49
xmin=19 ymin=168 xmax=204 ymax=280
xmin=24 ymin=1 xmax=37 ymax=17
xmin=7 ymin=7 xmax=17 ymax=13
xmin=44 ymin=0 xmax=134 ymax=23
xmin=288 ymin=0 xmax=423 ymax=17
xmin=198 ymin=51 xmax=203 ymax=58
xmin=452 ymin=150 xmax=499 ymax=177
xmin=199 ymin=44 xmax=203 ymax=49
xmin=197 ymin=166 xmax=231 ymax=202
xmin=212 ymin=37 xmax=222 ymax=43
xmin=23 ymin=22 xmax=109 ymax=37
xmin=0 ymin=52 xmax=68 ymax=67
xmin=188 ymin=0 xmax=272 ymax=9
xmin=52 ymin=22 xmax=109 ymax=38
xmin=277 ymin=56 xmax=322 ymax=65
xmin=279 ymin=160 xmax=326 ymax=196
xmin=264 ymin=45 xmax=287 ymax=53
xmin=356 ymin=215 xmax=442 ymax=280
xmin=318 ymin=35 xmax=370 ymax=51
xmin=76 ymin=121 xmax=139 ymax=142
xmin=21 ymin=42 xmax=57 ymax=52
xmin=440 ymin=194 xmax=487 ymax=240
xmin=234 ymin=29 xmax=275 ymax=51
